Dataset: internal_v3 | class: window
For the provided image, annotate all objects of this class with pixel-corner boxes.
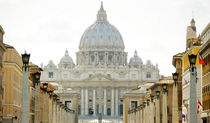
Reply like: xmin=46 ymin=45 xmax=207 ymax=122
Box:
xmin=91 ymin=56 xmax=95 ymax=62
xmin=107 ymin=90 xmax=111 ymax=97
xmin=107 ymin=99 xmax=111 ymax=102
xmin=89 ymin=100 xmax=92 ymax=102
xmin=99 ymin=55 xmax=104 ymax=62
xmin=107 ymin=74 xmax=111 ymax=78
xmin=146 ymin=73 xmax=151 ymax=78
xmin=107 ymin=108 xmax=111 ymax=116
xmin=120 ymin=89 xmax=124 ymax=97
xmin=89 ymin=91 xmax=93 ymax=97
xmin=48 ymin=72 xmax=54 ymax=78
xmin=108 ymin=55 xmax=112 ymax=64
xmin=78 ymin=105 xmax=81 ymax=115
xmin=120 ymin=104 xmax=123 ymax=115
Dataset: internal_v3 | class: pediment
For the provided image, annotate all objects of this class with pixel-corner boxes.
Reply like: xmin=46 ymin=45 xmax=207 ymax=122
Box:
xmin=84 ymin=74 xmax=114 ymax=82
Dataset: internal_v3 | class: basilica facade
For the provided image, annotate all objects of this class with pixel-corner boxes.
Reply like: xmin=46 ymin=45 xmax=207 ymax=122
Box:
xmin=41 ymin=3 xmax=160 ymax=123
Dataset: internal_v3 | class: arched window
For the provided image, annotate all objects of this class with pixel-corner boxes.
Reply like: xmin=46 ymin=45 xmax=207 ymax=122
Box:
xmin=91 ymin=56 xmax=95 ymax=62
xmin=108 ymin=55 xmax=112 ymax=64
xmin=146 ymin=73 xmax=151 ymax=78
xmin=99 ymin=55 xmax=104 ymax=63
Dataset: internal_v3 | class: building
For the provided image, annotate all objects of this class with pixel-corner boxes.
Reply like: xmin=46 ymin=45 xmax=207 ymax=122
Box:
xmin=199 ymin=22 xmax=210 ymax=123
xmin=41 ymin=3 xmax=160 ymax=123
xmin=182 ymin=19 xmax=202 ymax=123
xmin=172 ymin=52 xmax=184 ymax=122
xmin=0 ymin=25 xmax=6 ymax=122
xmin=55 ymin=89 xmax=79 ymax=123
xmin=124 ymin=77 xmax=174 ymax=123
xmin=2 ymin=44 xmax=23 ymax=122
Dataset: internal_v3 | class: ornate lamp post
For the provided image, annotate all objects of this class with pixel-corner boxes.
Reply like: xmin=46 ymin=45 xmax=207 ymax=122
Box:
xmin=150 ymin=95 xmax=155 ymax=123
xmin=155 ymin=90 xmax=160 ymax=123
xmin=33 ymin=72 xmax=41 ymax=123
xmin=48 ymin=90 xmax=53 ymax=123
xmin=20 ymin=52 xmax=30 ymax=123
xmin=162 ymin=84 xmax=168 ymax=123
xmin=41 ymin=83 xmax=48 ymax=123
xmin=172 ymin=72 xmax=179 ymax=123
xmin=188 ymin=54 xmax=197 ymax=123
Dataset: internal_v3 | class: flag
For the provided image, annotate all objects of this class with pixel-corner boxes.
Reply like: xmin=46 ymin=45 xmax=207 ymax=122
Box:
xmin=197 ymin=100 xmax=202 ymax=113
xmin=198 ymin=52 xmax=206 ymax=65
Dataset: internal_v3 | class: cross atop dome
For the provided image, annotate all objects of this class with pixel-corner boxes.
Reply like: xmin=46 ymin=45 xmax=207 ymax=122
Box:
xmin=97 ymin=2 xmax=107 ymax=21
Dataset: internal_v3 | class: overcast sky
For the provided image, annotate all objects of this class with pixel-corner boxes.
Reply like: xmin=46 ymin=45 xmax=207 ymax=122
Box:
xmin=0 ymin=0 xmax=209 ymax=76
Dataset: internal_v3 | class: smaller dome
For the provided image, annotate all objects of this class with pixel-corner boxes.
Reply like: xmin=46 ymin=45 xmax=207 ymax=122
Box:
xmin=129 ymin=50 xmax=143 ymax=64
xmin=60 ymin=50 xmax=74 ymax=64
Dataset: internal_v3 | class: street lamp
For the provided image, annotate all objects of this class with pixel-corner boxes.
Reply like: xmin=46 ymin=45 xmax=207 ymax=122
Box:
xmin=42 ymin=82 xmax=48 ymax=123
xmin=22 ymin=53 xmax=30 ymax=71
xmin=172 ymin=72 xmax=179 ymax=123
xmin=150 ymin=95 xmax=154 ymax=102
xmin=163 ymin=84 xmax=167 ymax=92
xmin=20 ymin=52 xmax=30 ymax=123
xmin=156 ymin=91 xmax=160 ymax=98
xmin=43 ymin=83 xmax=48 ymax=90
xmin=188 ymin=53 xmax=197 ymax=123
xmin=48 ymin=90 xmax=53 ymax=98
xmin=32 ymin=72 xmax=41 ymax=123
xmin=172 ymin=72 xmax=179 ymax=86
xmin=188 ymin=54 xmax=197 ymax=67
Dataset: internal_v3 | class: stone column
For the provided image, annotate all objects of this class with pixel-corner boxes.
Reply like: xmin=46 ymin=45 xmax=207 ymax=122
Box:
xmin=136 ymin=109 xmax=139 ymax=123
xmin=143 ymin=106 xmax=146 ymax=123
xmin=111 ymin=88 xmax=115 ymax=116
xmin=52 ymin=101 xmax=57 ymax=123
xmin=189 ymin=67 xmax=197 ymax=123
xmin=93 ymin=88 xmax=96 ymax=116
xmin=43 ymin=92 xmax=48 ymax=123
xmin=81 ymin=87 xmax=84 ymax=115
xmin=172 ymin=84 xmax=179 ymax=123
xmin=59 ymin=105 xmax=62 ymax=123
xmin=20 ymin=68 xmax=29 ymax=123
xmin=104 ymin=88 xmax=107 ymax=115
xmin=85 ymin=88 xmax=89 ymax=115
xmin=145 ymin=104 xmax=148 ymax=123
xmin=155 ymin=98 xmax=160 ymax=123
xmin=139 ymin=108 xmax=142 ymax=123
xmin=115 ymin=88 xmax=119 ymax=116
xmin=162 ymin=92 xmax=168 ymax=123
xmin=49 ymin=98 xmax=52 ymax=123
xmin=56 ymin=103 xmax=59 ymax=123
xmin=150 ymin=101 xmax=154 ymax=123
xmin=34 ymin=83 xmax=40 ymax=123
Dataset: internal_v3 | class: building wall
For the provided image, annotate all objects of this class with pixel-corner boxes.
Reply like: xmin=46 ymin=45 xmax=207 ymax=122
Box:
xmin=0 ymin=25 xmax=6 ymax=122
xmin=2 ymin=45 xmax=23 ymax=122
xmin=199 ymin=22 xmax=210 ymax=122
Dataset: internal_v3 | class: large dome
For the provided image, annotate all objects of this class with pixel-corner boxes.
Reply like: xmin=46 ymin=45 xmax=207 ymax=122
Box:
xmin=79 ymin=3 xmax=125 ymax=50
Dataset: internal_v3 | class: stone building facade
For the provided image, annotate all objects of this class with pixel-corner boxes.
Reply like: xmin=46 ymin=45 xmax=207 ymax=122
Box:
xmin=199 ymin=22 xmax=210 ymax=123
xmin=0 ymin=25 xmax=6 ymax=122
xmin=41 ymin=3 xmax=160 ymax=122
xmin=2 ymin=44 xmax=23 ymax=122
